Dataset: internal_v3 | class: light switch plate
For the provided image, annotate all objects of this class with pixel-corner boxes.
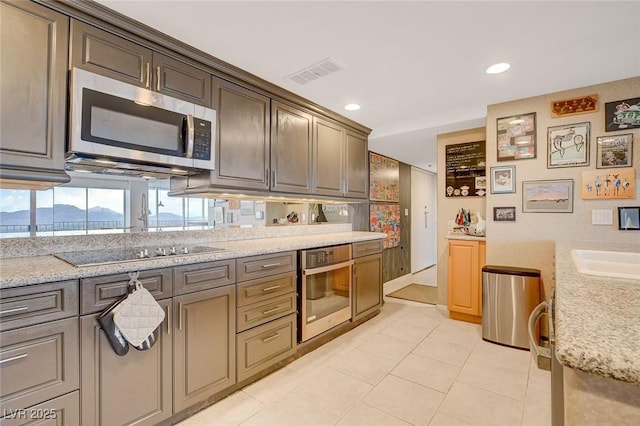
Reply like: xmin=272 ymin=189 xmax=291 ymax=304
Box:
xmin=592 ymin=209 xmax=613 ymax=225
xmin=405 ymin=208 xmax=409 ymax=216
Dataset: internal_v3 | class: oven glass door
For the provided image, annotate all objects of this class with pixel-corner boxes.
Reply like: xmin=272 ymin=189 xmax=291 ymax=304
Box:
xmin=301 ymin=260 xmax=353 ymax=341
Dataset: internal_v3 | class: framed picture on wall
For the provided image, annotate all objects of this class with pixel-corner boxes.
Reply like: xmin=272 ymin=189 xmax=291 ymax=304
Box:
xmin=596 ymin=133 xmax=633 ymax=168
xmin=496 ymin=112 xmax=536 ymax=161
xmin=493 ymin=206 xmax=516 ymax=221
xmin=618 ymin=206 xmax=640 ymax=230
xmin=490 ymin=165 xmax=516 ymax=194
xmin=522 ymin=179 xmax=574 ymax=213
xmin=604 ymin=97 xmax=640 ymax=131
xmin=547 ymin=122 xmax=590 ymax=168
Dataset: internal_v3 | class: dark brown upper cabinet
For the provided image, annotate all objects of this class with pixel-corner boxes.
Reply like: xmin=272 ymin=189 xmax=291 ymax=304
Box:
xmin=0 ymin=0 xmax=71 ymax=188
xmin=270 ymin=101 xmax=313 ymax=194
xmin=313 ymin=117 xmax=345 ymax=197
xmin=211 ymin=78 xmax=270 ymax=190
xmin=70 ymin=20 xmax=211 ymax=107
xmin=344 ymin=130 xmax=369 ymax=199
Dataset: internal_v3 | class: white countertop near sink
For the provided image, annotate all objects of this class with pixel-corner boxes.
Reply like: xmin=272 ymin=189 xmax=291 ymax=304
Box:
xmin=0 ymin=231 xmax=383 ymax=289
xmin=555 ymin=240 xmax=640 ymax=383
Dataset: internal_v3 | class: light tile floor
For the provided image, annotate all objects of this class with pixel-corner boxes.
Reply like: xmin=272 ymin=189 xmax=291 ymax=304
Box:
xmin=179 ymin=267 xmax=551 ymax=426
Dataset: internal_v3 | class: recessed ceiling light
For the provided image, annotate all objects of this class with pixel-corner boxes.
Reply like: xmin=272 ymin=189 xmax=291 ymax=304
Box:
xmin=486 ymin=62 xmax=511 ymax=74
xmin=344 ymin=104 xmax=361 ymax=111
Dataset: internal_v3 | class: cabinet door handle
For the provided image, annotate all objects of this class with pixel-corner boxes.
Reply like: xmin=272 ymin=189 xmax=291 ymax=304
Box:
xmin=178 ymin=302 xmax=183 ymax=331
xmin=261 ymin=307 xmax=282 ymax=315
xmin=261 ymin=332 xmax=280 ymax=342
xmin=145 ymin=62 xmax=150 ymax=88
xmin=0 ymin=353 xmax=28 ymax=365
xmin=272 ymin=170 xmax=277 ymax=187
xmin=261 ymin=263 xmax=281 ymax=269
xmin=262 ymin=285 xmax=281 ymax=292
xmin=166 ymin=305 xmax=171 ymax=335
xmin=156 ymin=66 xmax=161 ymax=91
xmin=266 ymin=168 xmax=270 ymax=186
xmin=0 ymin=306 xmax=29 ymax=316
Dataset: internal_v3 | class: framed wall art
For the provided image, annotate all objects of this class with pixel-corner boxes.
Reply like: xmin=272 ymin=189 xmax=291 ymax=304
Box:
xmin=370 ymin=152 xmax=400 ymax=202
xmin=581 ymin=168 xmax=635 ymax=200
xmin=547 ymin=122 xmax=590 ymax=168
xmin=497 ymin=112 xmax=536 ymax=161
xmin=522 ymin=179 xmax=574 ymax=213
xmin=605 ymin=97 xmax=640 ymax=131
xmin=596 ymin=133 xmax=633 ymax=168
xmin=490 ymin=165 xmax=516 ymax=194
xmin=618 ymin=206 xmax=640 ymax=230
xmin=445 ymin=141 xmax=486 ymax=197
xmin=369 ymin=204 xmax=400 ymax=248
xmin=493 ymin=207 xmax=516 ymax=222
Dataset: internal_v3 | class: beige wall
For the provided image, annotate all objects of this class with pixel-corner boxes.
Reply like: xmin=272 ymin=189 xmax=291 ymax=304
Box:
xmin=437 ymin=77 xmax=640 ymax=305
xmin=436 ymin=127 xmax=486 ymax=305
xmin=485 ymin=77 xmax=640 ymax=301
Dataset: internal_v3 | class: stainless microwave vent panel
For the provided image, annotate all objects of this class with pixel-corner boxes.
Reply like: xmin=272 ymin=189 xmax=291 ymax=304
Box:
xmin=287 ymin=57 xmax=344 ymax=84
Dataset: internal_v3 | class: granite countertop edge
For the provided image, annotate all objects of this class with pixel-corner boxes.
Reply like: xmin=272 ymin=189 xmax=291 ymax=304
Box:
xmin=0 ymin=231 xmax=383 ymax=289
xmin=555 ymin=240 xmax=640 ymax=384
xmin=445 ymin=233 xmax=486 ymax=241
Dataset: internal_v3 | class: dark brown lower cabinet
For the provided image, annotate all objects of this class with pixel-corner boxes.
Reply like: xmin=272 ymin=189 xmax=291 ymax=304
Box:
xmin=80 ymin=299 xmax=172 ymax=426
xmin=173 ymin=285 xmax=236 ymax=413
xmin=352 ymin=252 xmax=383 ymax=321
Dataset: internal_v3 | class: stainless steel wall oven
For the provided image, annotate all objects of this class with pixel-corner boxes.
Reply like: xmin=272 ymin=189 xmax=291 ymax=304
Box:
xmin=299 ymin=244 xmax=353 ymax=342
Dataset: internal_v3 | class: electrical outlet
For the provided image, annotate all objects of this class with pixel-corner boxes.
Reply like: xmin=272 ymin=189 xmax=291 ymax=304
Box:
xmin=592 ymin=209 xmax=613 ymax=225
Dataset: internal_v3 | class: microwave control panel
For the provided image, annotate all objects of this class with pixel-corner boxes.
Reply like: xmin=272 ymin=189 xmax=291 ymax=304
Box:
xmin=193 ymin=118 xmax=212 ymax=160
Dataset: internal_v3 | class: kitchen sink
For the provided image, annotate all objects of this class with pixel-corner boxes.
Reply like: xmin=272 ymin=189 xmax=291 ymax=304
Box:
xmin=54 ymin=245 xmax=227 ymax=267
xmin=570 ymin=249 xmax=640 ymax=280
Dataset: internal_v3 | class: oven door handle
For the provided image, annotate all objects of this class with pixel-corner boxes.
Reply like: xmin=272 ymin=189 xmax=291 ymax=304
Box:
xmin=528 ymin=300 xmax=551 ymax=371
xmin=302 ymin=259 xmax=354 ymax=276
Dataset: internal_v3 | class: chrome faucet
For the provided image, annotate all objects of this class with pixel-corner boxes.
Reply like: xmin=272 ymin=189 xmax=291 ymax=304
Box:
xmin=138 ymin=193 xmax=149 ymax=232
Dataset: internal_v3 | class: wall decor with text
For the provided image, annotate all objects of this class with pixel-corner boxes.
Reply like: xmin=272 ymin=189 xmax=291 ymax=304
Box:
xmin=369 ymin=152 xmax=400 ymax=202
xmin=605 ymin=97 xmax=640 ymax=131
xmin=445 ymin=141 xmax=486 ymax=197
xmin=550 ymin=94 xmax=598 ymax=118
xmin=497 ymin=112 xmax=537 ymax=161
xmin=581 ymin=168 xmax=635 ymax=200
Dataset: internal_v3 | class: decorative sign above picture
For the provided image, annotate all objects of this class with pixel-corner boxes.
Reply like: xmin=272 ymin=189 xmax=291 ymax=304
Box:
xmin=605 ymin=97 xmax=640 ymax=131
xmin=551 ymin=94 xmax=598 ymax=118
xmin=497 ymin=112 xmax=537 ymax=161
xmin=445 ymin=141 xmax=487 ymax=197
xmin=370 ymin=152 xmax=399 ymax=202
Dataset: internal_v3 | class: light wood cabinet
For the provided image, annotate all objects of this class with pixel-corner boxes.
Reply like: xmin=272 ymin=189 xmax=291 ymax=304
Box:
xmin=0 ymin=0 xmax=70 ymax=188
xmin=173 ymin=285 xmax=236 ymax=413
xmin=447 ymin=240 xmax=486 ymax=323
xmin=352 ymin=240 xmax=383 ymax=321
xmin=71 ymin=20 xmax=211 ymax=106
xmin=270 ymin=101 xmax=313 ymax=194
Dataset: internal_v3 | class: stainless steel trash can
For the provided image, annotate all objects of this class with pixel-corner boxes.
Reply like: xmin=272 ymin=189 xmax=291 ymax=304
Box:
xmin=482 ymin=265 xmax=541 ymax=350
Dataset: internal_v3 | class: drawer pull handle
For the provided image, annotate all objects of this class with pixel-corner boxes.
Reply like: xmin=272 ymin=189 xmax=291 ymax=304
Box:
xmin=178 ymin=302 xmax=183 ymax=331
xmin=262 ymin=285 xmax=281 ymax=292
xmin=0 ymin=353 xmax=28 ymax=365
xmin=0 ymin=306 xmax=29 ymax=316
xmin=261 ymin=263 xmax=281 ymax=269
xmin=261 ymin=307 xmax=282 ymax=315
xmin=261 ymin=333 xmax=280 ymax=343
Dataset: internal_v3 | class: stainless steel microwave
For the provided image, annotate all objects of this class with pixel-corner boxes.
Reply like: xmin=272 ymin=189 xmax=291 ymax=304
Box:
xmin=68 ymin=67 xmax=216 ymax=177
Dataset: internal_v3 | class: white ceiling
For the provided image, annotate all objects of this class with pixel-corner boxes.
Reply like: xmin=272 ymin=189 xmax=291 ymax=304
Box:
xmin=98 ymin=0 xmax=640 ymax=172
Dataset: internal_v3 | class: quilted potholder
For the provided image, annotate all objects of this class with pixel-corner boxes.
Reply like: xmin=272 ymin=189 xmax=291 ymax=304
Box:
xmin=113 ymin=278 xmax=165 ymax=347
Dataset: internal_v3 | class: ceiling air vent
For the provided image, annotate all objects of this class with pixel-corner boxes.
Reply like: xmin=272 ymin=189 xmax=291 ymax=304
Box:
xmin=286 ymin=58 xmax=344 ymax=84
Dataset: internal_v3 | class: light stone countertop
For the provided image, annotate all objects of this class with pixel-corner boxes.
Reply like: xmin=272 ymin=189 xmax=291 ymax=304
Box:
xmin=555 ymin=240 xmax=640 ymax=384
xmin=0 ymin=231 xmax=383 ymax=289
xmin=445 ymin=233 xmax=486 ymax=241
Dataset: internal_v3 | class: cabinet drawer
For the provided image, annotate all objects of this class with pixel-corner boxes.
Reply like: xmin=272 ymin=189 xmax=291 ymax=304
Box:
xmin=81 ymin=269 xmax=172 ymax=314
xmin=0 ymin=318 xmax=79 ymax=413
xmin=174 ymin=259 xmax=235 ymax=295
xmin=236 ymin=252 xmax=296 ymax=282
xmin=236 ymin=313 xmax=296 ymax=382
xmin=0 ymin=281 xmax=78 ymax=332
xmin=352 ymin=240 xmax=382 ymax=258
xmin=237 ymin=292 xmax=296 ymax=333
xmin=0 ymin=390 xmax=79 ymax=426
xmin=236 ymin=272 xmax=296 ymax=307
